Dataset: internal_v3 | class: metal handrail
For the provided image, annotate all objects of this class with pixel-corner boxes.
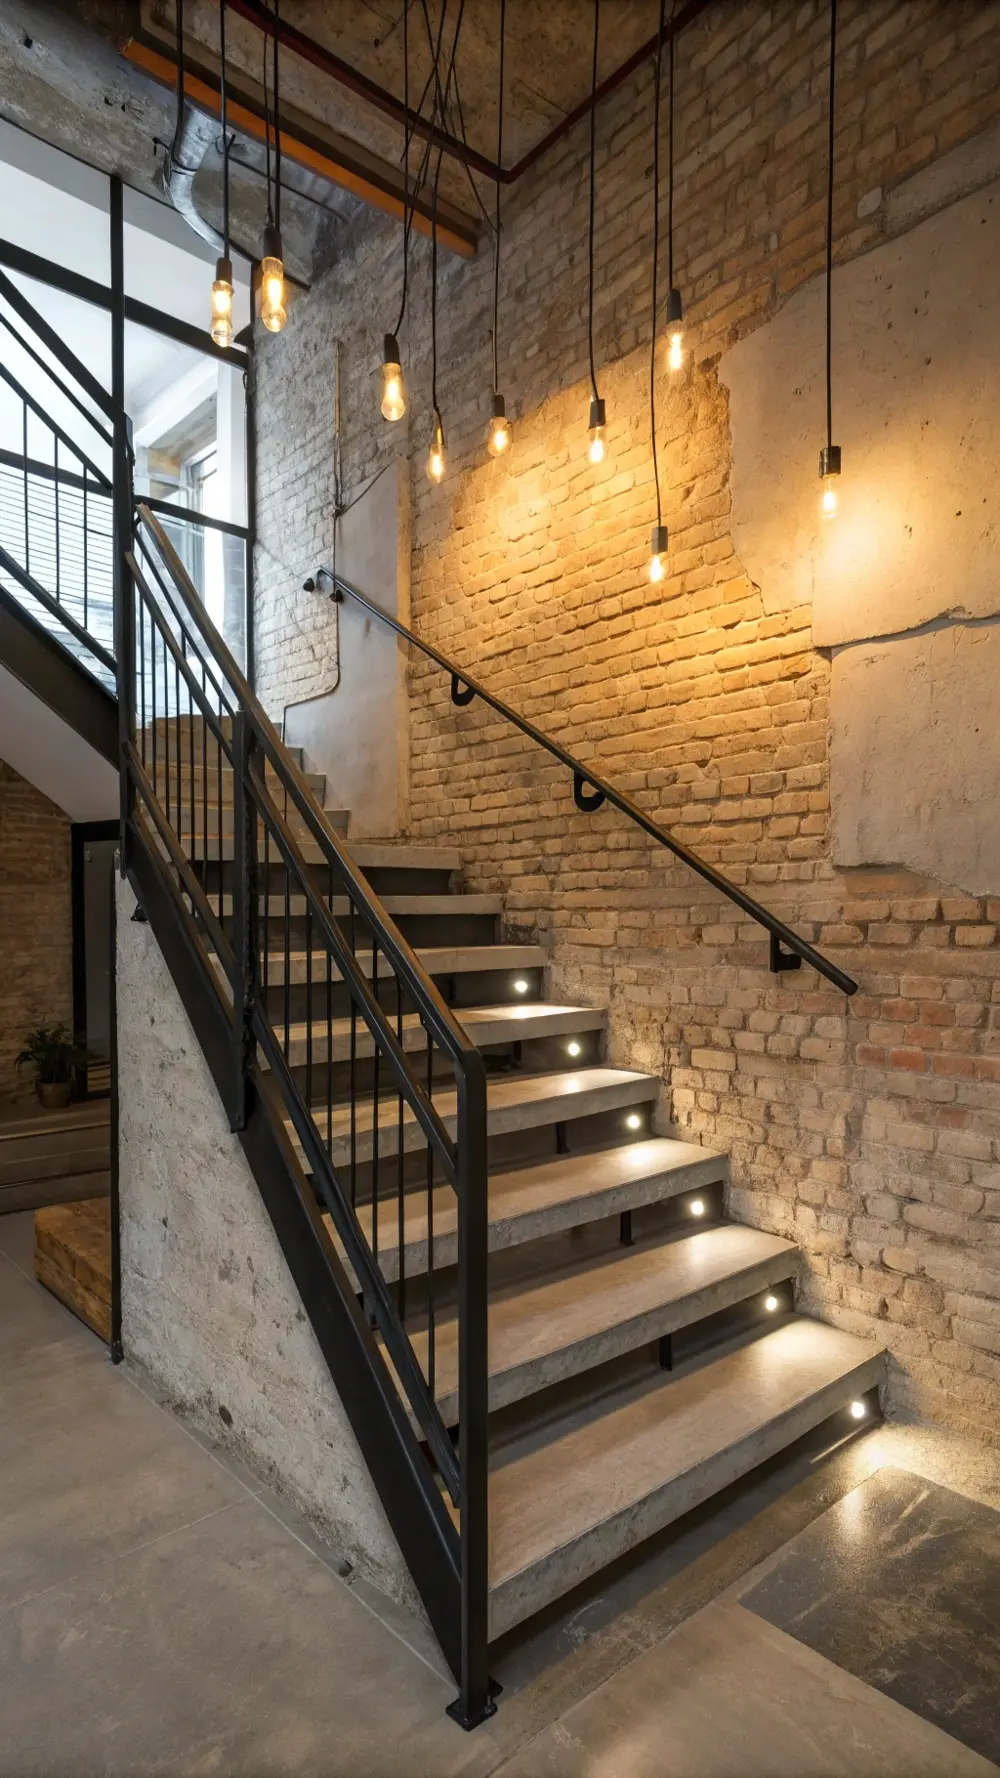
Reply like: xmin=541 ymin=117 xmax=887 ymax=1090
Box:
xmin=310 ymin=567 xmax=857 ymax=997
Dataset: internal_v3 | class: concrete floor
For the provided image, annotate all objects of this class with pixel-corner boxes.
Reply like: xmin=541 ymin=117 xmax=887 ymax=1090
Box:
xmin=2 ymin=1208 xmax=998 ymax=1778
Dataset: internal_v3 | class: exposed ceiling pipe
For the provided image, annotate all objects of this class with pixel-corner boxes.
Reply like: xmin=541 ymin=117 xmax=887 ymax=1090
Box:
xmin=158 ymin=102 xmax=225 ymax=250
xmin=223 ymin=0 xmax=715 ymax=187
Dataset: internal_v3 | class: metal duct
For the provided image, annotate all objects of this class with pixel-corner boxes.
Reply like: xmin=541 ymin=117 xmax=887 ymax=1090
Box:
xmin=158 ymin=102 xmax=225 ymax=250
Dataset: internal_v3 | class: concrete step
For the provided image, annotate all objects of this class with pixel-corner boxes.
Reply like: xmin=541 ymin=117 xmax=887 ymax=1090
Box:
xmin=175 ymin=806 xmax=350 ymax=837
xmin=337 ymin=1138 xmax=728 ymax=1284
xmin=271 ymin=1002 xmax=604 ymax=1067
xmin=486 ymin=1318 xmax=887 ymax=1638
xmin=290 ymin=1066 xmax=659 ymax=1169
xmin=221 ymin=892 xmax=502 ymax=921
xmin=184 ymin=834 xmax=463 ymax=873
xmin=153 ymin=766 xmax=328 ymax=803
xmin=262 ymin=943 xmax=545 ymax=988
xmin=412 ymin=1225 xmax=799 ymax=1424
xmin=0 ymin=1142 xmax=110 ymax=1187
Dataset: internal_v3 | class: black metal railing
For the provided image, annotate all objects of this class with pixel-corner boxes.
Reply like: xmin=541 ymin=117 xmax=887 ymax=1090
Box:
xmin=307 ymin=568 xmax=858 ymax=997
xmin=0 ymin=269 xmax=118 ymax=688
xmin=124 ymin=505 xmax=491 ymax=1726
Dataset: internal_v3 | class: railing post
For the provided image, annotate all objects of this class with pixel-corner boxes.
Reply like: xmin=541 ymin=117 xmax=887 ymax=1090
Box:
xmin=110 ymin=175 xmax=134 ymax=875
xmin=447 ymin=1053 xmax=496 ymax=1730
xmin=230 ymin=710 xmax=258 ymax=1131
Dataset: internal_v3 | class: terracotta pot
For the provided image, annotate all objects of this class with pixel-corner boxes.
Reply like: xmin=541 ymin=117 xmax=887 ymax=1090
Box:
xmin=38 ymin=1080 xmax=73 ymax=1110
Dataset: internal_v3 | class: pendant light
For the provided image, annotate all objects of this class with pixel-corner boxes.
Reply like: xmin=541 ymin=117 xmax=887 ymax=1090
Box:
xmin=426 ymin=150 xmax=446 ymax=481
xmin=819 ymin=0 xmax=840 ymax=516
xmin=585 ymin=0 xmax=606 ymax=466
xmin=210 ymin=0 xmax=234 ymax=346
xmin=380 ymin=0 xmax=409 ymax=421
xmin=259 ymin=2 xmax=286 ymax=333
xmin=486 ymin=0 xmax=511 ymax=457
xmin=666 ymin=7 xmax=683 ymax=372
xmin=647 ymin=0 xmax=668 ymax=584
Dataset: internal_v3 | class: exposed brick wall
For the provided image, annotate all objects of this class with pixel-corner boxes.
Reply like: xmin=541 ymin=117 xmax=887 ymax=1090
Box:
xmin=0 ymin=760 xmax=72 ymax=1105
xmin=255 ymin=0 xmax=1000 ymax=1437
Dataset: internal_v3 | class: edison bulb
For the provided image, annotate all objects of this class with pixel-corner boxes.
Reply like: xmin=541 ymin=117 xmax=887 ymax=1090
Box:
xmin=667 ymin=329 xmax=683 ymax=372
xmin=818 ymin=445 xmax=841 ymax=520
xmin=648 ymin=523 xmax=668 ymax=583
xmin=587 ymin=395 xmax=607 ymax=465
xmin=260 ymin=256 xmax=286 ymax=333
xmin=666 ymin=288 xmax=684 ymax=372
xmin=380 ymin=333 xmax=406 ymax=421
xmin=426 ymin=417 xmax=446 ymax=483
xmin=487 ymin=394 xmax=512 ymax=457
xmin=210 ymin=255 xmax=233 ymax=348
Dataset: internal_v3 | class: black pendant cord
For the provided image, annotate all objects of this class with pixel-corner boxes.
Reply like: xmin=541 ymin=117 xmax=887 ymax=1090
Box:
xmin=273 ymin=0 xmax=282 ymax=235
xmin=667 ymin=2 xmax=676 ymax=294
xmin=650 ymin=0 xmax=666 ymax=531
xmin=587 ymin=0 xmax=600 ymax=405
xmin=431 ymin=148 xmax=442 ymax=427
xmin=261 ymin=26 xmax=273 ymax=228
xmin=219 ymin=0 xmax=230 ymax=257
xmin=392 ymin=0 xmax=411 ymax=338
xmin=492 ymin=0 xmax=506 ymax=398
xmin=826 ymin=0 xmax=837 ymax=452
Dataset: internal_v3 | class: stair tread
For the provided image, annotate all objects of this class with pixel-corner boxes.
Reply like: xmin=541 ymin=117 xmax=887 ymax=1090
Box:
xmin=186 ymin=837 xmax=463 ymax=870
xmin=333 ymin=1138 xmax=727 ymax=1282
xmin=290 ymin=1066 xmax=657 ymax=1162
xmin=412 ymin=1225 xmax=798 ymax=1420
xmin=263 ymin=943 xmax=545 ymax=985
xmin=272 ymin=1002 xmax=604 ymax=1064
xmin=486 ymin=1317 xmax=886 ymax=1634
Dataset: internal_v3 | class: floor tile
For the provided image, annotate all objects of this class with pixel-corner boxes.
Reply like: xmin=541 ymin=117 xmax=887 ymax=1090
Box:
xmin=0 ymin=1320 xmax=248 ymax=1613
xmin=740 ymin=1465 xmax=1000 ymax=1764
xmin=491 ymin=1600 xmax=997 ymax=1778
xmin=0 ymin=1496 xmax=505 ymax=1778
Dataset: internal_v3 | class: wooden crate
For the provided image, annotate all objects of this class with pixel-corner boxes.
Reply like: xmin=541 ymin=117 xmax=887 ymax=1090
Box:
xmin=34 ymin=1198 xmax=112 ymax=1340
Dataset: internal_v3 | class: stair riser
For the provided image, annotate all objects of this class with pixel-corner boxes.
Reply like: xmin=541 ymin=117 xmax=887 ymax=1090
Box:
xmin=435 ymin=1250 xmax=800 ymax=1424
xmin=195 ymin=859 xmax=460 ymax=898
xmin=487 ymin=1350 xmax=886 ymax=1639
xmin=0 ymin=1170 xmax=110 ymax=1215
xmin=0 ymin=1143 xmax=110 ymax=1186
xmin=336 ymin=1154 xmax=731 ymax=1286
xmin=258 ymin=911 xmax=499 ymax=952
xmin=262 ymin=968 xmax=545 ymax=1026
xmin=280 ymin=1032 xmax=604 ymax=1099
xmin=295 ymin=1094 xmax=658 ymax=1177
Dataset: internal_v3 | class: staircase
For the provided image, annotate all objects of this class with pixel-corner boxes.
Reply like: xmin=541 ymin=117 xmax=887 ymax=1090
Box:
xmin=0 ymin=277 xmax=885 ymax=1729
xmin=171 ymin=727 xmax=884 ymax=1650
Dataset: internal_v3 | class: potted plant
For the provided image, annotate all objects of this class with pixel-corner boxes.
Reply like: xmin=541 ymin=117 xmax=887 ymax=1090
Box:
xmin=15 ymin=1024 xmax=87 ymax=1109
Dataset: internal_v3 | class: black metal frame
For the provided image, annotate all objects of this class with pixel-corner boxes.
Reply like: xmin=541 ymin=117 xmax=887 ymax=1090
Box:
xmin=121 ymin=504 xmax=494 ymax=1727
xmin=70 ymin=819 xmax=119 ymax=1100
xmin=312 ymin=570 xmax=857 ymax=996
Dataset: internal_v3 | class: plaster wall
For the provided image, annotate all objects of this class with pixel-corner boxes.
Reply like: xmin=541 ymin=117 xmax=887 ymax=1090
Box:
xmin=115 ymin=875 xmax=419 ymax=1612
xmin=283 ymin=459 xmax=411 ymax=836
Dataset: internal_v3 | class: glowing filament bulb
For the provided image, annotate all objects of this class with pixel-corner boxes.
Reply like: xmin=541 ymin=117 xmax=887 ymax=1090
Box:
xmin=259 ymin=225 xmax=287 ymax=333
xmin=819 ymin=444 xmax=841 ymax=519
xmin=588 ymin=395 xmax=607 ymax=465
xmin=380 ymin=334 xmax=406 ymax=422
xmin=210 ymin=255 xmax=233 ymax=349
xmin=648 ymin=523 xmax=668 ymax=584
xmin=850 ymin=1399 xmax=867 ymax=1420
xmin=666 ymin=288 xmax=684 ymax=372
xmin=689 ymin=1197 xmax=706 ymax=1217
xmin=764 ymin=1294 xmax=779 ymax=1313
xmin=426 ymin=416 xmax=446 ymax=483
xmin=487 ymin=393 xmax=512 ymax=457
xmin=567 ymin=1040 xmax=582 ymax=1058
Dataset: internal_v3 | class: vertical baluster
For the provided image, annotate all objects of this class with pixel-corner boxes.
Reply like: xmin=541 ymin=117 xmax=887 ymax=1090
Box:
xmin=151 ymin=618 xmax=158 ymax=809
xmin=397 ymin=975 xmax=406 ymax=1326
xmin=53 ymin=436 xmax=60 ymax=605
xmin=217 ymin=689 xmax=224 ymax=928
xmin=426 ymin=1027 xmax=435 ymax=1401
xmin=263 ymin=824 xmax=271 ymax=1007
xmin=304 ymin=894 xmax=312 ymax=1113
xmin=230 ymin=711 xmax=257 ymax=1132
xmin=349 ymin=901 xmax=357 ymax=1211
xmin=202 ymin=666 xmax=209 ymax=921
xmin=371 ymin=940 xmax=380 ymax=1265
xmin=283 ymin=847 xmax=291 ymax=1063
xmin=138 ymin=592 xmax=146 ymax=768
xmin=325 ymin=860 xmax=333 ymax=1185
xmin=187 ymin=641 xmax=195 ymax=905
xmin=22 ymin=403 xmax=28 ymax=577
xmin=82 ymin=473 xmax=89 ymax=634
xmin=174 ymin=656 xmax=182 ymax=846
